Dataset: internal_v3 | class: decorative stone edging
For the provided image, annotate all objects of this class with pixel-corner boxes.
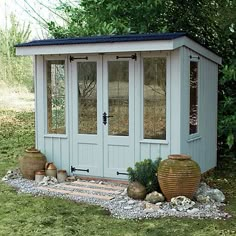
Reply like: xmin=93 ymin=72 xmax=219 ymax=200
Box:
xmin=1 ymin=171 xmax=231 ymax=220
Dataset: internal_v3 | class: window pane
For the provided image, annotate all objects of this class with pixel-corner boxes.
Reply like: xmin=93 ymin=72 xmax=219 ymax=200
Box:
xmin=108 ymin=61 xmax=129 ymax=136
xmin=189 ymin=61 xmax=199 ymax=134
xmin=47 ymin=60 xmax=66 ymax=134
xmin=78 ymin=62 xmax=97 ymax=134
xmin=143 ymin=58 xmax=166 ymax=139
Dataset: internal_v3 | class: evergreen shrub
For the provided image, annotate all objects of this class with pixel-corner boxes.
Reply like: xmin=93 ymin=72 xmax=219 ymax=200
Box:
xmin=127 ymin=158 xmax=162 ymax=193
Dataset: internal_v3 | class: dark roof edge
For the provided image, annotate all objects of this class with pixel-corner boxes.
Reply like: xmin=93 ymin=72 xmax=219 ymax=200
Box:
xmin=15 ymin=32 xmax=221 ymax=58
xmin=15 ymin=32 xmax=187 ymax=47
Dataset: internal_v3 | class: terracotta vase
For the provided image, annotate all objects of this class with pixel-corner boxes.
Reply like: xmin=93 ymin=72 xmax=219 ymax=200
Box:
xmin=19 ymin=148 xmax=47 ymax=180
xmin=157 ymin=154 xmax=201 ymax=201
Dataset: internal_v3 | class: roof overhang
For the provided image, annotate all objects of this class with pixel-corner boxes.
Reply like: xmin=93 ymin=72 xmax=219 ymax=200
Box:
xmin=16 ymin=34 xmax=222 ymax=65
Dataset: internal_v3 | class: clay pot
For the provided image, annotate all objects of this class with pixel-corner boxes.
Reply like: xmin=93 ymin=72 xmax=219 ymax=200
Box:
xmin=45 ymin=162 xmax=57 ymax=178
xmin=157 ymin=154 xmax=201 ymax=201
xmin=57 ymin=169 xmax=67 ymax=183
xmin=127 ymin=181 xmax=147 ymax=200
xmin=19 ymin=148 xmax=46 ymax=180
xmin=35 ymin=170 xmax=45 ymax=183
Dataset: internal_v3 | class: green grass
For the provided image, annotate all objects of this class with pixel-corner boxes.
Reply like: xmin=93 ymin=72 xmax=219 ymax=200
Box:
xmin=0 ymin=109 xmax=236 ymax=236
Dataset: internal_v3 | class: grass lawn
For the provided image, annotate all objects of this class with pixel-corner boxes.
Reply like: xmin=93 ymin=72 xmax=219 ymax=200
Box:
xmin=0 ymin=109 xmax=236 ymax=236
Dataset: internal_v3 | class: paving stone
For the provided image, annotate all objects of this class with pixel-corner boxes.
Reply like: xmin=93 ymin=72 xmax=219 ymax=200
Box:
xmin=60 ymin=183 xmax=121 ymax=194
xmin=72 ymin=180 xmax=125 ymax=190
xmin=37 ymin=186 xmax=113 ymax=200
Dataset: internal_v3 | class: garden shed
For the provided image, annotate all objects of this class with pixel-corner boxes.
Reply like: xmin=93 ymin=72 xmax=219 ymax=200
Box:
xmin=16 ymin=32 xmax=222 ymax=179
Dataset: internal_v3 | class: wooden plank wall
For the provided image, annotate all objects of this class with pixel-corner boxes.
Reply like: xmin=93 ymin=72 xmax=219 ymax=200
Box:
xmin=180 ymin=47 xmax=218 ymax=173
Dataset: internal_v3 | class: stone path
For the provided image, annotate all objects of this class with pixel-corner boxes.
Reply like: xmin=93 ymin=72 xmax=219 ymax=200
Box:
xmin=37 ymin=180 xmax=126 ymax=201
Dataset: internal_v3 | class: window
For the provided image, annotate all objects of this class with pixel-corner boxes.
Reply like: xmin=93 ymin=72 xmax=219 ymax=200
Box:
xmin=108 ymin=61 xmax=129 ymax=136
xmin=78 ymin=62 xmax=97 ymax=134
xmin=143 ymin=57 xmax=166 ymax=139
xmin=46 ymin=60 xmax=66 ymax=134
xmin=189 ymin=60 xmax=199 ymax=135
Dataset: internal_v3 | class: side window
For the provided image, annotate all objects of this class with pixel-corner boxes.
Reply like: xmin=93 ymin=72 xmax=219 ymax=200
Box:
xmin=143 ymin=57 xmax=166 ymax=140
xmin=189 ymin=60 xmax=199 ymax=135
xmin=46 ymin=60 xmax=66 ymax=134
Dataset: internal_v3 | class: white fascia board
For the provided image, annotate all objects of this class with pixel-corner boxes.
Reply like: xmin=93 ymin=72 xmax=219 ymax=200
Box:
xmin=173 ymin=36 xmax=222 ymax=65
xmin=16 ymin=40 xmax=174 ymax=56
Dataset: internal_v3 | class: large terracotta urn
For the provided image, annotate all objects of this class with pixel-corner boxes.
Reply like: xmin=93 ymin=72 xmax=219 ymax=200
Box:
xmin=19 ymin=148 xmax=46 ymax=180
xmin=157 ymin=154 xmax=201 ymax=201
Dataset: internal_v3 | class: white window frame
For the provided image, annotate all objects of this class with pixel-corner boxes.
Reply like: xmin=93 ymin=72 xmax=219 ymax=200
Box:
xmin=140 ymin=52 xmax=170 ymax=144
xmin=188 ymin=56 xmax=201 ymax=140
xmin=44 ymin=55 xmax=68 ymax=138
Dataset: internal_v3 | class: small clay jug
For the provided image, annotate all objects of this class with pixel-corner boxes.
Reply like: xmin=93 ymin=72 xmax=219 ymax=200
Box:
xmin=45 ymin=162 xmax=57 ymax=178
xmin=35 ymin=170 xmax=45 ymax=183
xmin=57 ymin=170 xmax=67 ymax=183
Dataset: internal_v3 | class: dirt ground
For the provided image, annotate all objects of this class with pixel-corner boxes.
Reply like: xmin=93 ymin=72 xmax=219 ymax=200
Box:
xmin=0 ymin=82 xmax=34 ymax=111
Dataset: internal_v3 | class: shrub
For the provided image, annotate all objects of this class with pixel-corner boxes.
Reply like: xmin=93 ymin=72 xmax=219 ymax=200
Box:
xmin=127 ymin=158 xmax=161 ymax=193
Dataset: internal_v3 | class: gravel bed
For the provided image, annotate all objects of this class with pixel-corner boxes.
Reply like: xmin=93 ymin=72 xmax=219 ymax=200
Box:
xmin=2 ymin=177 xmax=232 ymax=220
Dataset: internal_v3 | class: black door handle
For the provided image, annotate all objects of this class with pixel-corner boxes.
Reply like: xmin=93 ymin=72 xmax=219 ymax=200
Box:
xmin=103 ymin=112 xmax=113 ymax=125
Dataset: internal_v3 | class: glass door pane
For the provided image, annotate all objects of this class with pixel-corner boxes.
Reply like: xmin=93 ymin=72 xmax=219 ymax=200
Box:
xmin=78 ymin=62 xmax=97 ymax=134
xmin=108 ymin=61 xmax=129 ymax=136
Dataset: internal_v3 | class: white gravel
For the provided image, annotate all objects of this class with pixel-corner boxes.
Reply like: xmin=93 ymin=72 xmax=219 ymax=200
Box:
xmin=2 ymin=177 xmax=232 ymax=220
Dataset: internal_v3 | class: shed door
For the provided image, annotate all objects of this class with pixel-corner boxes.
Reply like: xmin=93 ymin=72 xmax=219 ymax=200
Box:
xmin=103 ymin=55 xmax=135 ymax=178
xmin=72 ymin=55 xmax=103 ymax=177
xmin=72 ymin=54 xmax=135 ymax=179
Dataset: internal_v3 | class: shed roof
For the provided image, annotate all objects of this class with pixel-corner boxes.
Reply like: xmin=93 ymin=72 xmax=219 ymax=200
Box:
xmin=16 ymin=32 xmax=187 ymax=47
xmin=15 ymin=32 xmax=222 ymax=64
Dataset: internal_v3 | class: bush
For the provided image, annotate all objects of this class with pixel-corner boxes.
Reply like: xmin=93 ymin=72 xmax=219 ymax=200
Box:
xmin=127 ymin=158 xmax=161 ymax=193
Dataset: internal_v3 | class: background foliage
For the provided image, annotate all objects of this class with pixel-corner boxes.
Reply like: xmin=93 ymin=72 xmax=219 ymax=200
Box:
xmin=0 ymin=14 xmax=33 ymax=90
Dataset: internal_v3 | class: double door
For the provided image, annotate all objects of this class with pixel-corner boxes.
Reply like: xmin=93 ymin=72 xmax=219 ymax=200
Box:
xmin=71 ymin=54 xmax=135 ymax=178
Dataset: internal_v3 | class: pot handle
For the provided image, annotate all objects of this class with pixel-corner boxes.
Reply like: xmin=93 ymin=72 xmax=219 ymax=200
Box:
xmin=45 ymin=162 xmax=50 ymax=169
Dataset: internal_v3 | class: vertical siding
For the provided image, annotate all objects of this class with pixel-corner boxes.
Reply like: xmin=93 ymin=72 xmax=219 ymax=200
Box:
xmin=140 ymin=143 xmax=170 ymax=161
xmin=60 ymin=138 xmax=70 ymax=171
xmin=43 ymin=137 xmax=69 ymax=171
xmin=202 ymin=58 xmax=218 ymax=170
xmin=180 ymin=47 xmax=218 ymax=172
